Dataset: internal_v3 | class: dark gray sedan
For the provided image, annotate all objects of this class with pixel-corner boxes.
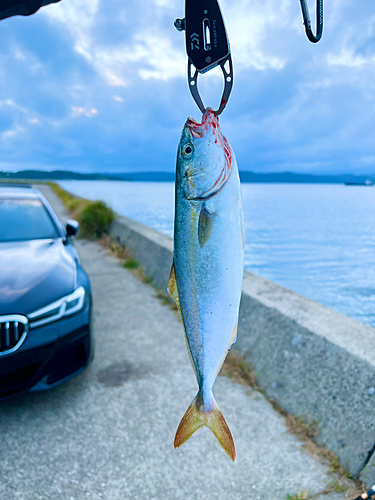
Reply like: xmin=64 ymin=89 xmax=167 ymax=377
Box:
xmin=0 ymin=184 xmax=93 ymax=399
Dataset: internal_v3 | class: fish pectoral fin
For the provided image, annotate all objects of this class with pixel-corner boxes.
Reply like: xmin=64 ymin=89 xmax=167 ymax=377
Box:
xmin=174 ymin=392 xmax=236 ymax=461
xmin=198 ymin=206 xmax=215 ymax=248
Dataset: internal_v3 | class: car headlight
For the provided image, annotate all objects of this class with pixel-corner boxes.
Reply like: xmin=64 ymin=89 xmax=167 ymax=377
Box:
xmin=28 ymin=286 xmax=86 ymax=328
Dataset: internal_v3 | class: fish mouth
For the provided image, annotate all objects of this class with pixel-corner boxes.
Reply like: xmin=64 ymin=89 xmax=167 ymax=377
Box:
xmin=184 ymin=108 xmax=233 ymax=201
xmin=186 ymin=108 xmax=218 ymax=138
xmin=185 ymin=108 xmax=232 ymax=175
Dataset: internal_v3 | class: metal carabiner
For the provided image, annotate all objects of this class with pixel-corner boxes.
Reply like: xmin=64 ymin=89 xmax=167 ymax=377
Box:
xmin=299 ymin=0 xmax=323 ymax=43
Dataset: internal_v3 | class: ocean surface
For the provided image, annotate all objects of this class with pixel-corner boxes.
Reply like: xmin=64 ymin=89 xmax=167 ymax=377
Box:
xmin=59 ymin=181 xmax=375 ymax=328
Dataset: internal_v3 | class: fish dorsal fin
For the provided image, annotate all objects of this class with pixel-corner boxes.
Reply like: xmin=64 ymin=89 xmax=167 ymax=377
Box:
xmin=198 ymin=204 xmax=215 ymax=248
xmin=167 ymin=262 xmax=181 ymax=318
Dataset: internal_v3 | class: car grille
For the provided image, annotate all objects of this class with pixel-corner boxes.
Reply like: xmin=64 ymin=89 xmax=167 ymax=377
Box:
xmin=0 ymin=315 xmax=28 ymax=356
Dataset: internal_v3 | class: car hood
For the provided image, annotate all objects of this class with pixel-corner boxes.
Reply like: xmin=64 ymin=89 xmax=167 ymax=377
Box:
xmin=0 ymin=238 xmax=76 ymax=316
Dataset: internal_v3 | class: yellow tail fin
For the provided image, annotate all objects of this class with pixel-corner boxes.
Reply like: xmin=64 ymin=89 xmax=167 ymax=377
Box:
xmin=174 ymin=394 xmax=236 ymax=461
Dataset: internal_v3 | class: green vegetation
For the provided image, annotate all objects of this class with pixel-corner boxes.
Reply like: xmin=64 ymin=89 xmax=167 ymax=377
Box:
xmin=326 ymin=480 xmax=344 ymax=493
xmin=79 ymin=201 xmax=115 ymax=238
xmin=50 ymin=183 xmax=115 ymax=238
xmin=49 ymin=183 xmax=90 ymax=219
xmin=285 ymin=492 xmax=308 ymax=500
xmin=97 ymin=234 xmax=156 ymax=288
xmin=154 ymin=289 xmax=177 ymax=310
xmin=220 ymin=350 xmax=259 ymax=389
xmin=286 ymin=414 xmax=320 ymax=440
xmin=123 ymin=259 xmax=138 ymax=269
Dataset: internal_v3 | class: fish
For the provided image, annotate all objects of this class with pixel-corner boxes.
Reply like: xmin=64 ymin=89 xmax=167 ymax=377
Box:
xmin=168 ymin=108 xmax=244 ymax=460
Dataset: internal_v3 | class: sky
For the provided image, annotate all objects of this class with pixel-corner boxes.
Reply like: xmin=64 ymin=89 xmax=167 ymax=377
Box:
xmin=0 ymin=0 xmax=374 ymax=174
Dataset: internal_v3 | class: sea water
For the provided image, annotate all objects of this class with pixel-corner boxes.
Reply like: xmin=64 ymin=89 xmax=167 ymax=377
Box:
xmin=59 ymin=180 xmax=375 ymax=327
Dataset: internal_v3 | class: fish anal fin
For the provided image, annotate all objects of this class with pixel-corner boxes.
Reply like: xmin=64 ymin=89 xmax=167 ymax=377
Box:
xmin=198 ymin=206 xmax=215 ymax=248
xmin=167 ymin=263 xmax=181 ymax=312
xmin=174 ymin=393 xmax=236 ymax=461
xmin=167 ymin=262 xmax=198 ymax=377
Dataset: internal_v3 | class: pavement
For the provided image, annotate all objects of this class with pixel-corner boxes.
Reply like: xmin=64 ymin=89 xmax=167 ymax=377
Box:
xmin=0 ymin=185 xmax=348 ymax=500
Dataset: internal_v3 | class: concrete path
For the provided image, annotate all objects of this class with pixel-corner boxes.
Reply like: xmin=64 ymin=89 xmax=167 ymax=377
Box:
xmin=0 ymin=185 xmax=347 ymax=500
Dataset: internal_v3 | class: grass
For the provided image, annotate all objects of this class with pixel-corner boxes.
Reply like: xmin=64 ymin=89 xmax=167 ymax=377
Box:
xmin=49 ymin=183 xmax=114 ymax=238
xmin=97 ymin=234 xmax=158 ymax=288
xmin=326 ymin=480 xmax=345 ymax=493
xmin=285 ymin=492 xmax=308 ymax=500
xmin=220 ymin=350 xmax=259 ymax=389
xmin=79 ymin=200 xmax=115 ymax=238
xmin=97 ymin=235 xmax=177 ymax=310
xmin=123 ymin=259 xmax=138 ymax=269
xmin=49 ymin=182 xmax=90 ymax=220
xmin=154 ymin=289 xmax=178 ymax=310
xmin=284 ymin=414 xmax=320 ymax=440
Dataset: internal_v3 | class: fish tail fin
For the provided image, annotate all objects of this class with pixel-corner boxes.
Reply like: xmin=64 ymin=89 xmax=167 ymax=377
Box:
xmin=205 ymin=399 xmax=236 ymax=461
xmin=174 ymin=394 xmax=204 ymax=449
xmin=174 ymin=392 xmax=236 ymax=461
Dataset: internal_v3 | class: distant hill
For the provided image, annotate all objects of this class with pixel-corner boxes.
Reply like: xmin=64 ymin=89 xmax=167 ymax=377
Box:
xmin=238 ymin=171 xmax=375 ymax=184
xmin=1 ymin=169 xmax=374 ymax=184
xmin=0 ymin=170 xmax=128 ymax=181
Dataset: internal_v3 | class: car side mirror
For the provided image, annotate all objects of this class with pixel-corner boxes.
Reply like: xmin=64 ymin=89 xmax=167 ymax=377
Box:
xmin=66 ymin=219 xmax=79 ymax=237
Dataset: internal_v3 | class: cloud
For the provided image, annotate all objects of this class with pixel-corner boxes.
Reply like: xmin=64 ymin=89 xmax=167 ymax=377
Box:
xmin=2 ymin=126 xmax=26 ymax=140
xmin=27 ymin=118 xmax=41 ymax=124
xmin=223 ymin=0 xmax=290 ymax=71
xmin=0 ymin=0 xmax=373 ymax=174
xmin=0 ymin=99 xmax=27 ymax=113
xmin=71 ymin=107 xmax=98 ymax=118
xmin=42 ymin=0 xmax=185 ymax=86
xmin=327 ymin=48 xmax=375 ymax=68
xmin=41 ymin=0 xmax=99 ymax=61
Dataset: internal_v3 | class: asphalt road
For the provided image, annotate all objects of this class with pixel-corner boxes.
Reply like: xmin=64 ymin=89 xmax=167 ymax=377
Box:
xmin=0 ymin=185 xmax=346 ymax=500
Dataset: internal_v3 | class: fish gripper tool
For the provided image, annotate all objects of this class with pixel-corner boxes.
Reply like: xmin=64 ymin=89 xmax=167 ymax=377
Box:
xmin=175 ymin=0 xmax=233 ymax=116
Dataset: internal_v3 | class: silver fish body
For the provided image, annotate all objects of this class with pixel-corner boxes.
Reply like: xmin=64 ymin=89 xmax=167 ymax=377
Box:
xmin=169 ymin=109 xmax=244 ymax=460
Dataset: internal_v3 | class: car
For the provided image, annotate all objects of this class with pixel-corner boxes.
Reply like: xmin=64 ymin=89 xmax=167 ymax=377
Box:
xmin=0 ymin=184 xmax=93 ymax=399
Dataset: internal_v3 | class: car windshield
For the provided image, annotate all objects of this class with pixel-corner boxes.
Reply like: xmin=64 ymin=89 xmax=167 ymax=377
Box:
xmin=0 ymin=198 xmax=60 ymax=242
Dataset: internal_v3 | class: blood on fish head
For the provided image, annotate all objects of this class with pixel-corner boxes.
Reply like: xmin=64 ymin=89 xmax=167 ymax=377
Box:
xmin=186 ymin=108 xmax=219 ymax=139
xmin=176 ymin=108 xmax=232 ymax=201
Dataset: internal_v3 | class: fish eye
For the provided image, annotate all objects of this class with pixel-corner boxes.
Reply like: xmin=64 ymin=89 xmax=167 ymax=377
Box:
xmin=182 ymin=143 xmax=194 ymax=158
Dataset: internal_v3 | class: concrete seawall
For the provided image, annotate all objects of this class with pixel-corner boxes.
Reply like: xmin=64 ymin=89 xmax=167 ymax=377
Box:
xmin=109 ymin=214 xmax=375 ymax=482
